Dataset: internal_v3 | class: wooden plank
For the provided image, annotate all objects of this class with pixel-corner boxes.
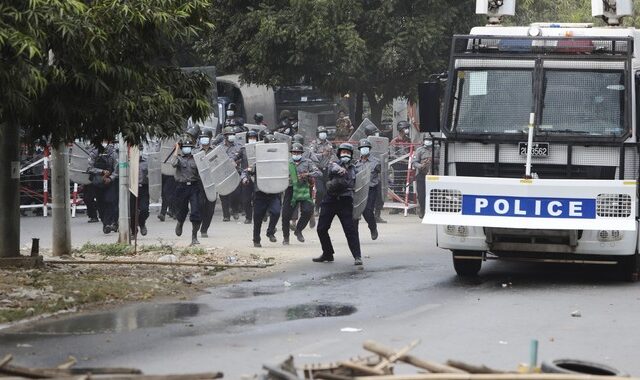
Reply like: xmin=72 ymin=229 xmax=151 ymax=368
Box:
xmin=445 ymin=360 xmax=506 ymax=374
xmin=362 ymin=341 xmax=466 ymax=374
xmin=339 ymin=362 xmax=385 ymax=376
xmin=0 ymin=356 xmax=12 ymax=369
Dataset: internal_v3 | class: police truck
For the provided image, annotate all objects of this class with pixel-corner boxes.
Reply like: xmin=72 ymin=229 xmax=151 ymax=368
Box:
xmin=420 ymin=0 xmax=640 ymax=279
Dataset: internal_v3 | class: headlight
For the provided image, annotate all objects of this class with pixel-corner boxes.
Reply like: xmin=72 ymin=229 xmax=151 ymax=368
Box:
xmin=445 ymin=225 xmax=469 ymax=237
xmin=598 ymin=230 xmax=623 ymax=242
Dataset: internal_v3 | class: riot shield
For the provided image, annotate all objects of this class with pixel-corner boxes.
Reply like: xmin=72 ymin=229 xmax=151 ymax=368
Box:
xmin=298 ymin=111 xmax=318 ymax=146
xmin=244 ymin=123 xmax=268 ymax=134
xmin=69 ymin=142 xmax=91 ymax=185
xmin=245 ymin=141 xmax=264 ymax=168
xmin=353 ymin=167 xmax=371 ymax=219
xmin=146 ymin=149 xmax=162 ymax=203
xmin=160 ymin=137 xmax=178 ymax=176
xmin=193 ymin=150 xmax=218 ymax=201
xmin=235 ymin=132 xmax=247 ymax=147
xmin=369 ymin=136 xmax=390 ymax=202
xmin=274 ymin=132 xmax=292 ymax=148
xmin=255 ymin=143 xmax=290 ymax=194
xmin=207 ymin=145 xmax=240 ymax=196
xmin=348 ymin=118 xmax=377 ymax=142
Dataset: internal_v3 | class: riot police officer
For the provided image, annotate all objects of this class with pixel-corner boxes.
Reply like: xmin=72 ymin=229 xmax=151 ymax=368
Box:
xmin=87 ymin=140 xmax=119 ymax=234
xmin=220 ymin=126 xmax=245 ymax=221
xmin=254 ymin=113 xmax=268 ymax=128
xmin=314 ymin=143 xmax=362 ymax=265
xmin=242 ymin=134 xmax=282 ymax=247
xmin=130 ymin=145 xmax=150 ymax=236
xmin=241 ymin=130 xmax=260 ymax=224
xmin=197 ymin=129 xmax=217 ymax=237
xmin=171 ymin=136 xmax=202 ymax=246
xmin=309 ymin=126 xmax=335 ymax=213
xmin=413 ymin=135 xmax=438 ymax=219
xmin=355 ymin=138 xmax=381 ymax=240
xmin=282 ymin=143 xmax=321 ymax=245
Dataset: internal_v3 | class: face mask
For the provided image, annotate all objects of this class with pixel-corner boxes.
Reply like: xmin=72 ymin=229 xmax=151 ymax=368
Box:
xmin=318 ymin=132 xmax=327 ymax=140
xmin=101 ymin=142 xmax=108 ymax=148
xmin=360 ymin=147 xmax=370 ymax=156
xmin=423 ymin=140 xmax=433 ymax=147
xmin=200 ymin=137 xmax=210 ymax=146
xmin=226 ymin=110 xmax=234 ymax=117
xmin=227 ymin=135 xmax=236 ymax=142
xmin=181 ymin=146 xmax=192 ymax=155
xmin=35 ymin=147 xmax=43 ymax=153
xmin=340 ymin=155 xmax=351 ymax=163
xmin=403 ymin=128 xmax=410 ymax=135
xmin=248 ymin=138 xmax=257 ymax=144
xmin=292 ymin=154 xmax=302 ymax=161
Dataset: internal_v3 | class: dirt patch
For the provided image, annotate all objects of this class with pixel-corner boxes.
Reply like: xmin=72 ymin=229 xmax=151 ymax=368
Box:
xmin=0 ymin=243 xmax=274 ymax=325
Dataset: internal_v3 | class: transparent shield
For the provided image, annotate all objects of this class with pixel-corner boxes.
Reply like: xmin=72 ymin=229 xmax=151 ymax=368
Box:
xmin=69 ymin=142 xmax=91 ymax=185
xmin=349 ymin=118 xmax=377 ymax=142
xmin=353 ymin=167 xmax=371 ymax=219
xmin=207 ymin=145 xmax=240 ymax=196
xmin=255 ymin=143 xmax=290 ymax=194
xmin=298 ymin=111 xmax=319 ymax=145
xmin=193 ymin=150 xmax=218 ymax=201
xmin=160 ymin=137 xmax=178 ymax=176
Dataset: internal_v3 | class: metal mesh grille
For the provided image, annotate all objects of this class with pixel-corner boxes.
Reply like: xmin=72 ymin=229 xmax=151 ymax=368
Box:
xmin=596 ymin=193 xmax=632 ymax=218
xmin=429 ymin=189 xmax=462 ymax=213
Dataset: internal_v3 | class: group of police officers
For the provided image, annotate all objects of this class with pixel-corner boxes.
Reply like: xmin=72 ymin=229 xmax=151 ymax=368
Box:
xmin=85 ymin=105 xmax=437 ymax=266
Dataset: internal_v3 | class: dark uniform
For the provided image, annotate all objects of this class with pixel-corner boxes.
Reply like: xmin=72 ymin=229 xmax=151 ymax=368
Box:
xmin=314 ymin=144 xmax=362 ymax=265
xmin=282 ymin=149 xmax=322 ymax=244
xmin=412 ymin=139 xmax=439 ymax=219
xmin=355 ymin=144 xmax=381 ymax=240
xmin=171 ymin=145 xmax=202 ymax=245
xmin=130 ymin=153 xmax=150 ymax=236
xmin=242 ymin=165 xmax=282 ymax=247
xmin=87 ymin=144 xmax=119 ymax=233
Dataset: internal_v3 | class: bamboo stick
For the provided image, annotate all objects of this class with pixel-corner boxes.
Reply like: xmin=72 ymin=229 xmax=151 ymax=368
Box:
xmin=353 ymin=374 xmax=639 ymax=380
xmin=45 ymin=260 xmax=274 ymax=269
xmin=445 ymin=360 xmax=506 ymax=374
xmin=362 ymin=341 xmax=466 ymax=374
xmin=339 ymin=362 xmax=385 ymax=376
xmin=0 ymin=356 xmax=12 ymax=369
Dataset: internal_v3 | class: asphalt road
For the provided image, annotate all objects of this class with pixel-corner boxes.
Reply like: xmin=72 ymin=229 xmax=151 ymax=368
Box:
xmin=3 ymin=209 xmax=640 ymax=378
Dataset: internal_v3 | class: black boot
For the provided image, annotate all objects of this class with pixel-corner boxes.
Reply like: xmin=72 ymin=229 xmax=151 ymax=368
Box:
xmin=175 ymin=220 xmax=184 ymax=236
xmin=312 ymin=254 xmax=334 ymax=263
xmin=191 ymin=222 xmax=201 ymax=246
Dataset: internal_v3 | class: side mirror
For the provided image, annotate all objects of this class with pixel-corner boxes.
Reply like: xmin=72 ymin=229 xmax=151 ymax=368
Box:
xmin=418 ymin=81 xmax=441 ymax=133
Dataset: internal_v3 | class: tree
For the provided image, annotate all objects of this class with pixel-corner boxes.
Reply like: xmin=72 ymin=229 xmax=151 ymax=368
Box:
xmin=204 ymin=0 xmax=479 ymax=126
xmin=0 ymin=0 xmax=215 ymax=258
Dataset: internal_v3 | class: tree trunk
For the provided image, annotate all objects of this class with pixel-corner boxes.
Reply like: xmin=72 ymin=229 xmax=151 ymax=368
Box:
xmin=118 ymin=135 xmax=130 ymax=244
xmin=0 ymin=122 xmax=21 ymax=258
xmin=354 ymin=91 xmax=364 ymax=127
xmin=51 ymin=142 xmax=71 ymax=257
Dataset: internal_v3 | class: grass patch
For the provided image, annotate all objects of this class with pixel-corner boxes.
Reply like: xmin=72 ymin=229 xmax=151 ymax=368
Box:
xmin=179 ymin=247 xmax=207 ymax=256
xmin=79 ymin=243 xmax=133 ymax=256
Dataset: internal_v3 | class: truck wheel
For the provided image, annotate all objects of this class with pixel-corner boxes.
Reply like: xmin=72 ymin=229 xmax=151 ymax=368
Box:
xmin=541 ymin=359 xmax=625 ymax=376
xmin=617 ymin=253 xmax=639 ymax=282
xmin=452 ymin=250 xmax=482 ymax=277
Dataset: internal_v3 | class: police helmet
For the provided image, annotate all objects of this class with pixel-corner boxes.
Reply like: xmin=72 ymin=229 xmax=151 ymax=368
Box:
xmin=233 ymin=126 xmax=243 ymax=134
xmin=227 ymin=102 xmax=237 ymax=111
xmin=279 ymin=109 xmax=291 ymax=120
xmin=200 ymin=128 xmax=214 ymax=139
xmin=316 ymin=126 xmax=327 ymax=135
xmin=263 ymin=134 xmax=277 ymax=144
xmin=397 ymin=120 xmax=411 ymax=131
xmin=290 ymin=143 xmax=304 ymax=153
xmin=292 ymin=134 xmax=304 ymax=145
xmin=337 ymin=142 xmax=354 ymax=156
xmin=254 ymin=113 xmax=264 ymax=123
xmin=358 ymin=138 xmax=372 ymax=149
xmin=258 ymin=129 xmax=267 ymax=140
xmin=181 ymin=135 xmax=196 ymax=147
xmin=364 ymin=124 xmax=380 ymax=136
xmin=247 ymin=130 xmax=259 ymax=139
xmin=186 ymin=124 xmax=201 ymax=140
xmin=223 ymin=126 xmax=235 ymax=135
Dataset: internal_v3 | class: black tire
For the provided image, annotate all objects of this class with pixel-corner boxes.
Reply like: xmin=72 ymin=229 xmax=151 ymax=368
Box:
xmin=617 ymin=253 xmax=639 ymax=282
xmin=452 ymin=250 xmax=482 ymax=277
xmin=541 ymin=359 xmax=625 ymax=376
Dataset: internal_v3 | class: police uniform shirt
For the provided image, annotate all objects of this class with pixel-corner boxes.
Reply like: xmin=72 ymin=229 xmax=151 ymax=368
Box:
xmin=310 ymin=139 xmax=335 ymax=169
xmin=355 ymin=155 xmax=381 ymax=187
xmin=413 ymin=146 xmax=439 ymax=175
xmin=289 ymin=157 xmax=322 ymax=186
xmin=328 ymin=161 xmax=356 ymax=198
xmin=88 ymin=145 xmax=119 ymax=181
xmin=170 ymin=154 xmax=199 ymax=183
xmin=138 ymin=156 xmax=149 ymax=185
xmin=224 ymin=141 xmax=245 ymax=170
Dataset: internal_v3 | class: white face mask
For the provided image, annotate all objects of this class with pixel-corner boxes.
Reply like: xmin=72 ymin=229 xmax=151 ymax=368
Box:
xmin=101 ymin=142 xmax=108 ymax=148
xmin=227 ymin=135 xmax=236 ymax=142
xmin=181 ymin=146 xmax=192 ymax=155
xmin=292 ymin=154 xmax=302 ymax=161
xmin=200 ymin=137 xmax=210 ymax=146
xmin=360 ymin=147 xmax=370 ymax=156
xmin=340 ymin=156 xmax=351 ymax=164
xmin=423 ymin=140 xmax=433 ymax=147
xmin=318 ymin=132 xmax=327 ymax=140
xmin=226 ymin=110 xmax=234 ymax=117
xmin=403 ymin=128 xmax=410 ymax=135
xmin=248 ymin=138 xmax=257 ymax=144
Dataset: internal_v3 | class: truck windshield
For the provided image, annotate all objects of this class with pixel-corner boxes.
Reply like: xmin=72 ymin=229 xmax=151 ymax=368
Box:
xmin=450 ymin=67 xmax=626 ymax=137
xmin=452 ymin=69 xmax=534 ymax=134
xmin=540 ymin=70 xmax=624 ymax=136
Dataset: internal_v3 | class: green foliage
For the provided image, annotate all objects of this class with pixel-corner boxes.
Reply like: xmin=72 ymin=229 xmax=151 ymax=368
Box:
xmin=513 ymin=0 xmax=640 ymax=25
xmin=1 ymin=0 xmax=215 ymax=144
xmin=204 ymin=0 xmax=480 ymax=125
xmin=79 ymin=242 xmax=133 ymax=256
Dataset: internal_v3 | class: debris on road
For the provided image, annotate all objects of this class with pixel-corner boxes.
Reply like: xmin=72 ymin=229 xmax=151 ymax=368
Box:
xmin=571 ymin=310 xmax=582 ymax=318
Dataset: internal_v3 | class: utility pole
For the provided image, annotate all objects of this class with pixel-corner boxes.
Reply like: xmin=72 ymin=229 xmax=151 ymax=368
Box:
xmin=0 ymin=122 xmax=21 ymax=258
xmin=118 ymin=135 xmax=130 ymax=244
xmin=51 ymin=142 xmax=71 ymax=256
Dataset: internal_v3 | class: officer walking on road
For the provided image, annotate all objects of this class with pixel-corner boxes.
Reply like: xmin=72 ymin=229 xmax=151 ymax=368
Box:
xmin=413 ymin=135 xmax=438 ymax=219
xmin=197 ymin=129 xmax=217 ymax=237
xmin=242 ymin=135 xmax=282 ymax=247
xmin=171 ymin=136 xmax=202 ymax=246
xmin=241 ymin=130 xmax=260 ymax=225
xmin=314 ymin=143 xmax=362 ymax=266
xmin=355 ymin=138 xmax=381 ymax=240
xmin=219 ymin=126 xmax=245 ymax=221
xmin=309 ymin=126 xmax=335 ymax=213
xmin=87 ymin=139 xmax=119 ymax=234
xmin=282 ymin=143 xmax=321 ymax=245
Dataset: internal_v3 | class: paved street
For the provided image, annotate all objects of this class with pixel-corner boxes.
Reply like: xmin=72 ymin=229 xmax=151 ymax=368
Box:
xmin=3 ymin=209 xmax=639 ymax=378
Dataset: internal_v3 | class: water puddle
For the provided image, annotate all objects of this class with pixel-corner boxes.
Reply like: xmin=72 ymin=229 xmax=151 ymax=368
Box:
xmin=232 ymin=303 xmax=356 ymax=325
xmin=6 ymin=303 xmax=203 ymax=335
